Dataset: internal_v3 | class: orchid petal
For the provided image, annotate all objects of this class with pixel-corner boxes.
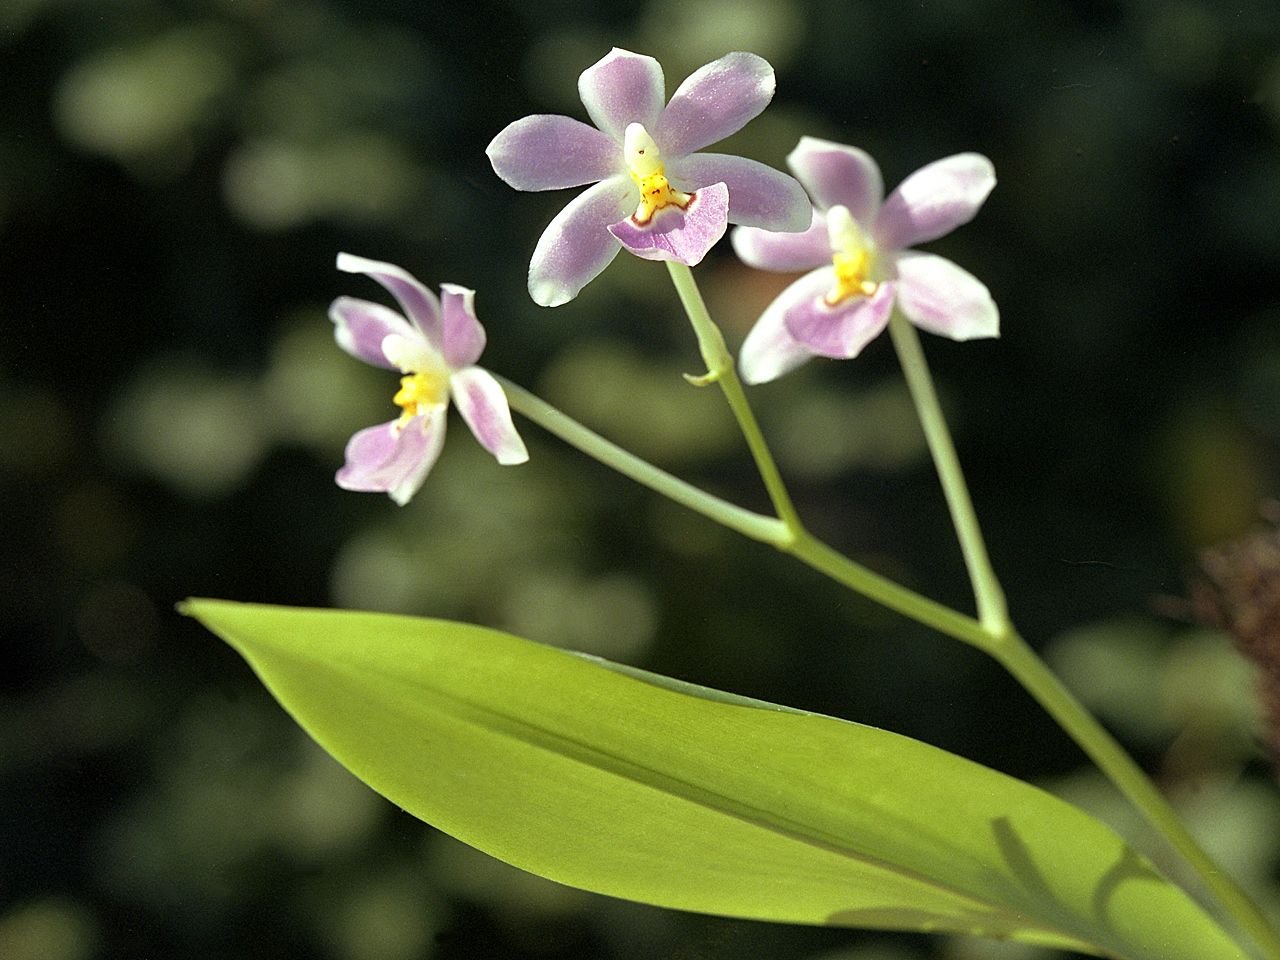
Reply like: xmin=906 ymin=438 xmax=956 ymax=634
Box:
xmin=891 ymin=251 xmax=1000 ymax=341
xmin=336 ymin=253 xmax=442 ymax=348
xmin=667 ymin=153 xmax=809 ymax=231
xmin=607 ymin=182 xmax=729 ymax=265
xmin=874 ymin=153 xmax=996 ymax=251
xmin=731 ymin=211 xmax=830 ymax=272
xmin=336 ymin=410 xmax=447 ymax=506
xmin=449 ymin=367 xmax=529 ymax=466
xmin=438 ymin=284 xmax=486 ymax=370
xmin=738 ymin=269 xmax=830 ymax=385
xmin=329 ymin=296 xmax=417 ymax=370
xmin=527 ymin=175 xmax=634 ymax=307
xmin=784 ymin=277 xmax=896 ymax=359
xmin=655 ymin=52 xmax=774 ymax=157
xmin=578 ymin=48 xmax=665 ymax=143
xmin=786 ymin=137 xmax=883 ymax=225
xmin=486 ymin=115 xmax=621 ymax=191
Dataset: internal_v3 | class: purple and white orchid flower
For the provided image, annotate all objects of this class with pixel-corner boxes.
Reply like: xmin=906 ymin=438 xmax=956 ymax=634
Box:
xmin=486 ymin=47 xmax=810 ymax=307
xmin=329 ymin=253 xmax=528 ymax=505
xmin=733 ymin=137 xmax=1000 ymax=385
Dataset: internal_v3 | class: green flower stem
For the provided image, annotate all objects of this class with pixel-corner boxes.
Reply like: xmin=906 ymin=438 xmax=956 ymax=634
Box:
xmin=995 ymin=632 xmax=1280 ymax=960
xmin=665 ymin=261 xmax=804 ymax=535
xmin=887 ymin=312 xmax=1276 ymax=956
xmin=498 ymin=377 xmax=787 ymax=547
xmin=783 ymin=529 xmax=991 ymax=649
xmin=498 ymin=377 xmax=990 ymax=650
xmin=659 ymin=262 xmax=988 ymax=646
xmin=887 ymin=312 xmax=1010 ymax=634
xmin=887 ymin=312 xmax=1277 ymax=956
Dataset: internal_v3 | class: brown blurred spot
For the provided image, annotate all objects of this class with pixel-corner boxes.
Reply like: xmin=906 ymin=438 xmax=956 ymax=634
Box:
xmin=1191 ymin=502 xmax=1280 ymax=773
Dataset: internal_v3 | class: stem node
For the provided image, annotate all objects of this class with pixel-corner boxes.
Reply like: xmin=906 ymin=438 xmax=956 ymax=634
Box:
xmin=683 ymin=369 xmax=721 ymax=387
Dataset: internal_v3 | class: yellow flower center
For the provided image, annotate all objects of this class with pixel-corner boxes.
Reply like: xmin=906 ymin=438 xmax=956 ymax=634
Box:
xmin=824 ymin=205 xmax=879 ymax=305
xmin=623 ymin=123 xmax=692 ymax=225
xmin=392 ymin=370 xmax=448 ymax=425
xmin=379 ymin=333 xmax=449 ymax=426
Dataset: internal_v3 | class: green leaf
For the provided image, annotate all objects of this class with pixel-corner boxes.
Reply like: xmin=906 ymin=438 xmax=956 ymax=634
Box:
xmin=183 ymin=599 xmax=1246 ymax=960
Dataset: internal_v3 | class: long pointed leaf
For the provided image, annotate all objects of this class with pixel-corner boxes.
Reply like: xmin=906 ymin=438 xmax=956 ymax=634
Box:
xmin=183 ymin=599 xmax=1247 ymax=960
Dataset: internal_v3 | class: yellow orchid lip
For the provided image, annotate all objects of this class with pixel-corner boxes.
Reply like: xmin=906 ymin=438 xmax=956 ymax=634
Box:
xmin=392 ymin=370 xmax=448 ymax=425
xmin=380 ymin=332 xmax=450 ymax=425
xmin=825 ymin=248 xmax=879 ymax=305
xmin=623 ymin=123 xmax=693 ymax=225
xmin=823 ymin=205 xmax=879 ymax=306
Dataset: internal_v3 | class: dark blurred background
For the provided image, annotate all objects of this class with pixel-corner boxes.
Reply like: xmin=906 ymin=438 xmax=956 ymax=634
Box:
xmin=3 ymin=0 xmax=1280 ymax=958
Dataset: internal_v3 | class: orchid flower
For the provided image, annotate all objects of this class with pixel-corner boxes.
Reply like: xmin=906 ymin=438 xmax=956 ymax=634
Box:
xmin=733 ymin=137 xmax=1000 ymax=385
xmin=329 ymin=254 xmax=528 ymax=505
xmin=486 ymin=48 xmax=810 ymax=307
